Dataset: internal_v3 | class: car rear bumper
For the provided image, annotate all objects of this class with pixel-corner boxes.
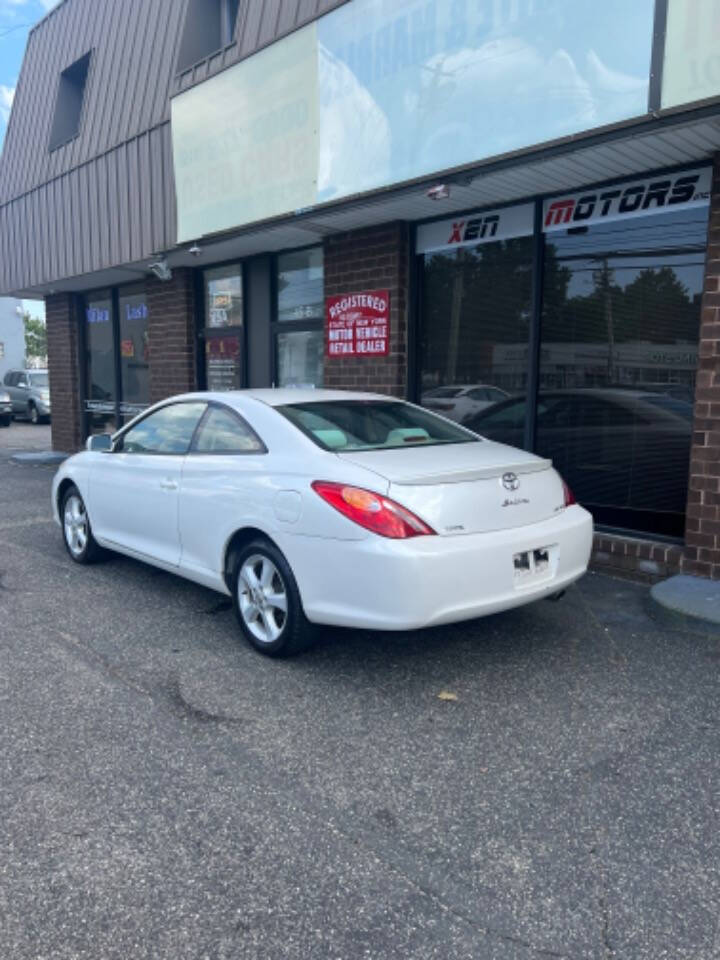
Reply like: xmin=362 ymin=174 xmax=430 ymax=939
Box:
xmin=280 ymin=505 xmax=593 ymax=630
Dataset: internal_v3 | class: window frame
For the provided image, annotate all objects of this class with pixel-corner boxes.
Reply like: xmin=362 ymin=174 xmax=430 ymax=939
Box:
xmin=176 ymin=0 xmax=240 ymax=75
xmin=188 ymin=400 xmax=268 ymax=456
xmin=48 ymin=50 xmax=93 ymax=153
xmin=271 ymin=244 xmax=325 ymax=388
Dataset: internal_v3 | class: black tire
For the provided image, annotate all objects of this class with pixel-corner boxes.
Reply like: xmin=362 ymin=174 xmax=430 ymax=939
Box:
xmin=231 ymin=538 xmax=315 ymax=657
xmin=29 ymin=402 xmax=39 ymax=424
xmin=0 ymin=415 xmax=10 ymax=428
xmin=60 ymin=484 xmax=103 ymax=564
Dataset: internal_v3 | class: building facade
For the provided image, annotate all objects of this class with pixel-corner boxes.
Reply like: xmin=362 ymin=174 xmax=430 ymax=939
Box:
xmin=2 ymin=0 xmax=720 ymax=578
xmin=0 ymin=298 xmax=25 ymax=380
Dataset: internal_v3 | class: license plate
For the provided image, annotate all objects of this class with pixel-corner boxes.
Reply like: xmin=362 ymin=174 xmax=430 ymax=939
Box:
xmin=513 ymin=546 xmax=553 ymax=583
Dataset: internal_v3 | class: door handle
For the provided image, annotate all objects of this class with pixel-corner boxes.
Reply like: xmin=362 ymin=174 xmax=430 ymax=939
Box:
xmin=159 ymin=479 xmax=178 ymax=491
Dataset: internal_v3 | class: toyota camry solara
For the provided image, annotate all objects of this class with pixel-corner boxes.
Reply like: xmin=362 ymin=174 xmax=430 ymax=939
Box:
xmin=52 ymin=390 xmax=593 ymax=656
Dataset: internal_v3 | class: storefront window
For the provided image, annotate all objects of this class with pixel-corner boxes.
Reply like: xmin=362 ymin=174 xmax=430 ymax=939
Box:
xmin=84 ymin=290 xmax=115 ymax=434
xmin=277 ymin=247 xmax=324 ymax=322
xmin=274 ymin=247 xmax=324 ymax=387
xmin=536 ymin=207 xmax=706 ymax=538
xmin=420 ymin=237 xmax=534 ymax=429
xmin=277 ymin=330 xmax=324 ymax=388
xmin=118 ymin=284 xmax=150 ymax=422
xmin=417 ymin=183 xmax=708 ymax=540
xmin=204 ymin=264 xmax=243 ymax=390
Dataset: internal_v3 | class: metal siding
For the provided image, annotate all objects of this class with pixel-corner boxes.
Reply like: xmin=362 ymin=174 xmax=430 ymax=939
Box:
xmin=257 ymin=1 xmax=283 ymax=48
xmin=276 ymin=0 xmax=301 ymax=36
xmin=0 ymin=0 xmax=350 ymax=293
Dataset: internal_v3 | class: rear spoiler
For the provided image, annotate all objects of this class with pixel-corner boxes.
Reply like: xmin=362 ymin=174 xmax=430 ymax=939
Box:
xmin=389 ymin=459 xmax=553 ymax=486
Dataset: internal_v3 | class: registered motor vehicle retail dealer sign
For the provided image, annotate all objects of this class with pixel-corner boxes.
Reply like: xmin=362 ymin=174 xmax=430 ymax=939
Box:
xmin=326 ymin=290 xmax=390 ymax=357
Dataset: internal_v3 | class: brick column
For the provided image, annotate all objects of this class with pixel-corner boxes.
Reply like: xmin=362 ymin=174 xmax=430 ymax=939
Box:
xmin=323 ymin=223 xmax=409 ymax=396
xmin=685 ymin=152 xmax=720 ymax=578
xmin=45 ymin=293 xmax=84 ymax=453
xmin=146 ymin=267 xmax=198 ymax=404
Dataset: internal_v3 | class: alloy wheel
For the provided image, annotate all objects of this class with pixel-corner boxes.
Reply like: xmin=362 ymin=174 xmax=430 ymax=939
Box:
xmin=63 ymin=494 xmax=88 ymax=557
xmin=238 ymin=554 xmax=288 ymax=644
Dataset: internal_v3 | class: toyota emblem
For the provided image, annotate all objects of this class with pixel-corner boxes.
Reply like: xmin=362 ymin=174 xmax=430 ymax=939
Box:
xmin=502 ymin=472 xmax=520 ymax=491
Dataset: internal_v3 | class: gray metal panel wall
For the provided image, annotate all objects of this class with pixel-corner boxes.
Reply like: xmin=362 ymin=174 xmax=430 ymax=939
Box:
xmin=0 ymin=0 xmax=188 ymax=203
xmin=0 ymin=123 xmax=176 ymax=294
xmin=0 ymin=0 xmax=350 ymax=294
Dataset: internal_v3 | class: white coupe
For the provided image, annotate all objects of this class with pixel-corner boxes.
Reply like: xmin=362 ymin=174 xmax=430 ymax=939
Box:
xmin=52 ymin=390 xmax=593 ymax=656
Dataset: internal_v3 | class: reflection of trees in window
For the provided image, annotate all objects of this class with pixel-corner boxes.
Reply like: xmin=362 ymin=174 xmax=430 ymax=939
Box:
xmin=544 ymin=259 xmax=700 ymax=346
xmin=422 ymin=238 xmax=535 ymax=387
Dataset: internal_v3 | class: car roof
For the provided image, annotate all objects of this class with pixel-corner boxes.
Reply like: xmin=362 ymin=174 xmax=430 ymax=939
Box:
xmin=171 ymin=388 xmax=402 ymax=408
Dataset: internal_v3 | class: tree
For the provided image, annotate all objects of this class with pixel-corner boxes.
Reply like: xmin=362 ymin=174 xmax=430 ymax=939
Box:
xmin=23 ymin=311 xmax=47 ymax=363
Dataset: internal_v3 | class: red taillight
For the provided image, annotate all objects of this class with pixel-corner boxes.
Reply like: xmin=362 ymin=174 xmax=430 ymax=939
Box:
xmin=562 ymin=479 xmax=576 ymax=507
xmin=311 ymin=481 xmax=436 ymax=539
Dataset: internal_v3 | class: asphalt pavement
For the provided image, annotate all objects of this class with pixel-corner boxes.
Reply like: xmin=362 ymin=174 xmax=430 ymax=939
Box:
xmin=0 ymin=433 xmax=719 ymax=960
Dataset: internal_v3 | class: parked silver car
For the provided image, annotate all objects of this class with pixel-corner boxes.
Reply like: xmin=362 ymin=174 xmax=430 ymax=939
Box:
xmin=2 ymin=369 xmax=51 ymax=424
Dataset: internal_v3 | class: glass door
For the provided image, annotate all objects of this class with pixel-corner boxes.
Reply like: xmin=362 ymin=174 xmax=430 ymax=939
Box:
xmin=203 ymin=264 xmax=244 ymax=391
xmin=84 ymin=290 xmax=116 ymax=435
xmin=118 ymin=283 xmax=150 ymax=423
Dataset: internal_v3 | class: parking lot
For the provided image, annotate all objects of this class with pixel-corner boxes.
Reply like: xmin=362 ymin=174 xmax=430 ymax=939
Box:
xmin=1 ymin=437 xmax=719 ymax=960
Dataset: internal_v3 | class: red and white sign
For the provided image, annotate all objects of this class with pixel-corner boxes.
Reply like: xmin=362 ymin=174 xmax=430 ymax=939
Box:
xmin=326 ymin=289 xmax=390 ymax=358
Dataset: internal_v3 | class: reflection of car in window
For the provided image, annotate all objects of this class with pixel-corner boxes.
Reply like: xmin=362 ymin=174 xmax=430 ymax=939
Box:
xmin=421 ymin=383 xmax=508 ymax=423
xmin=466 ymin=389 xmax=693 ymax=536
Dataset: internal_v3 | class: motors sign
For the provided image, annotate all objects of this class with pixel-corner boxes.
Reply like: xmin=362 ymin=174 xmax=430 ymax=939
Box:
xmin=543 ymin=167 xmax=711 ymax=231
xmin=416 ymin=203 xmax=533 ymax=254
xmin=326 ymin=290 xmax=390 ymax=358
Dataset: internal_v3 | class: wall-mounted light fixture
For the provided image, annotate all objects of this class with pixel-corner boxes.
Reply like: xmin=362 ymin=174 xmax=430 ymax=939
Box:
xmin=426 ymin=184 xmax=451 ymax=200
xmin=148 ymin=258 xmax=172 ymax=281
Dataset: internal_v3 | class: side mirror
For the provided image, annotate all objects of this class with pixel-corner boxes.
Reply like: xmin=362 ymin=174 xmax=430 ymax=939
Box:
xmin=87 ymin=433 xmax=113 ymax=452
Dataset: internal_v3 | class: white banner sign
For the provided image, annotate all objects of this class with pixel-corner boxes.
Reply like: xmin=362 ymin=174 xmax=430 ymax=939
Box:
xmin=543 ymin=167 xmax=711 ymax=232
xmin=416 ymin=203 xmax=534 ymax=254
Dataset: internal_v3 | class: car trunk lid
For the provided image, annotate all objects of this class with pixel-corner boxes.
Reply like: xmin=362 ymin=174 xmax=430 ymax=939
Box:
xmin=337 ymin=441 xmax=564 ymax=535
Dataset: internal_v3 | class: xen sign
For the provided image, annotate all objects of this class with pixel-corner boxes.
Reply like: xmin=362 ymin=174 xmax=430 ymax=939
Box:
xmin=448 ymin=215 xmax=500 ymax=244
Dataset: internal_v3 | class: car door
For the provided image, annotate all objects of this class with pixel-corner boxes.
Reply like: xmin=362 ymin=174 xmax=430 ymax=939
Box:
xmin=5 ymin=372 xmax=21 ymax=413
xmin=89 ymin=401 xmax=207 ymax=566
xmin=178 ymin=403 xmax=268 ymax=575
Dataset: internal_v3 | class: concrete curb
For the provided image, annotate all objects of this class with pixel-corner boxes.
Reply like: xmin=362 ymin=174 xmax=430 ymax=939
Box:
xmin=647 ymin=574 xmax=720 ymax=637
xmin=10 ymin=451 xmax=68 ymax=465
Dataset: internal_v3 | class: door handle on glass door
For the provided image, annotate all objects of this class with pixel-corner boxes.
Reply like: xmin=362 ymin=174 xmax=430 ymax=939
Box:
xmin=159 ymin=479 xmax=178 ymax=491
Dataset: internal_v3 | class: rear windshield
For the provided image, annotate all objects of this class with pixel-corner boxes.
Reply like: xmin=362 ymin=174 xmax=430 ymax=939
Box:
xmin=278 ymin=400 xmax=480 ymax=452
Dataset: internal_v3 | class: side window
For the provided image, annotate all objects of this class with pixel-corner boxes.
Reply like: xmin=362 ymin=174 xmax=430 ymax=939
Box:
xmin=119 ymin=402 xmax=207 ymax=454
xmin=193 ymin=405 xmax=265 ymax=454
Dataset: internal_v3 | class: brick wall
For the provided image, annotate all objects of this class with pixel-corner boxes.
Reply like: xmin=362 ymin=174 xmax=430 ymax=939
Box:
xmin=591 ymin=533 xmax=684 ymax=583
xmin=683 ymin=151 xmax=720 ymax=579
xmin=45 ymin=293 xmax=83 ymax=452
xmin=146 ymin=267 xmax=198 ymax=404
xmin=323 ymin=223 xmax=409 ymax=396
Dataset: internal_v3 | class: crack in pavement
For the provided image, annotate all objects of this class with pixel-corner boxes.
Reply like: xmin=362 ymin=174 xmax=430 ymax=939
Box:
xmin=47 ymin=625 xmax=584 ymax=960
